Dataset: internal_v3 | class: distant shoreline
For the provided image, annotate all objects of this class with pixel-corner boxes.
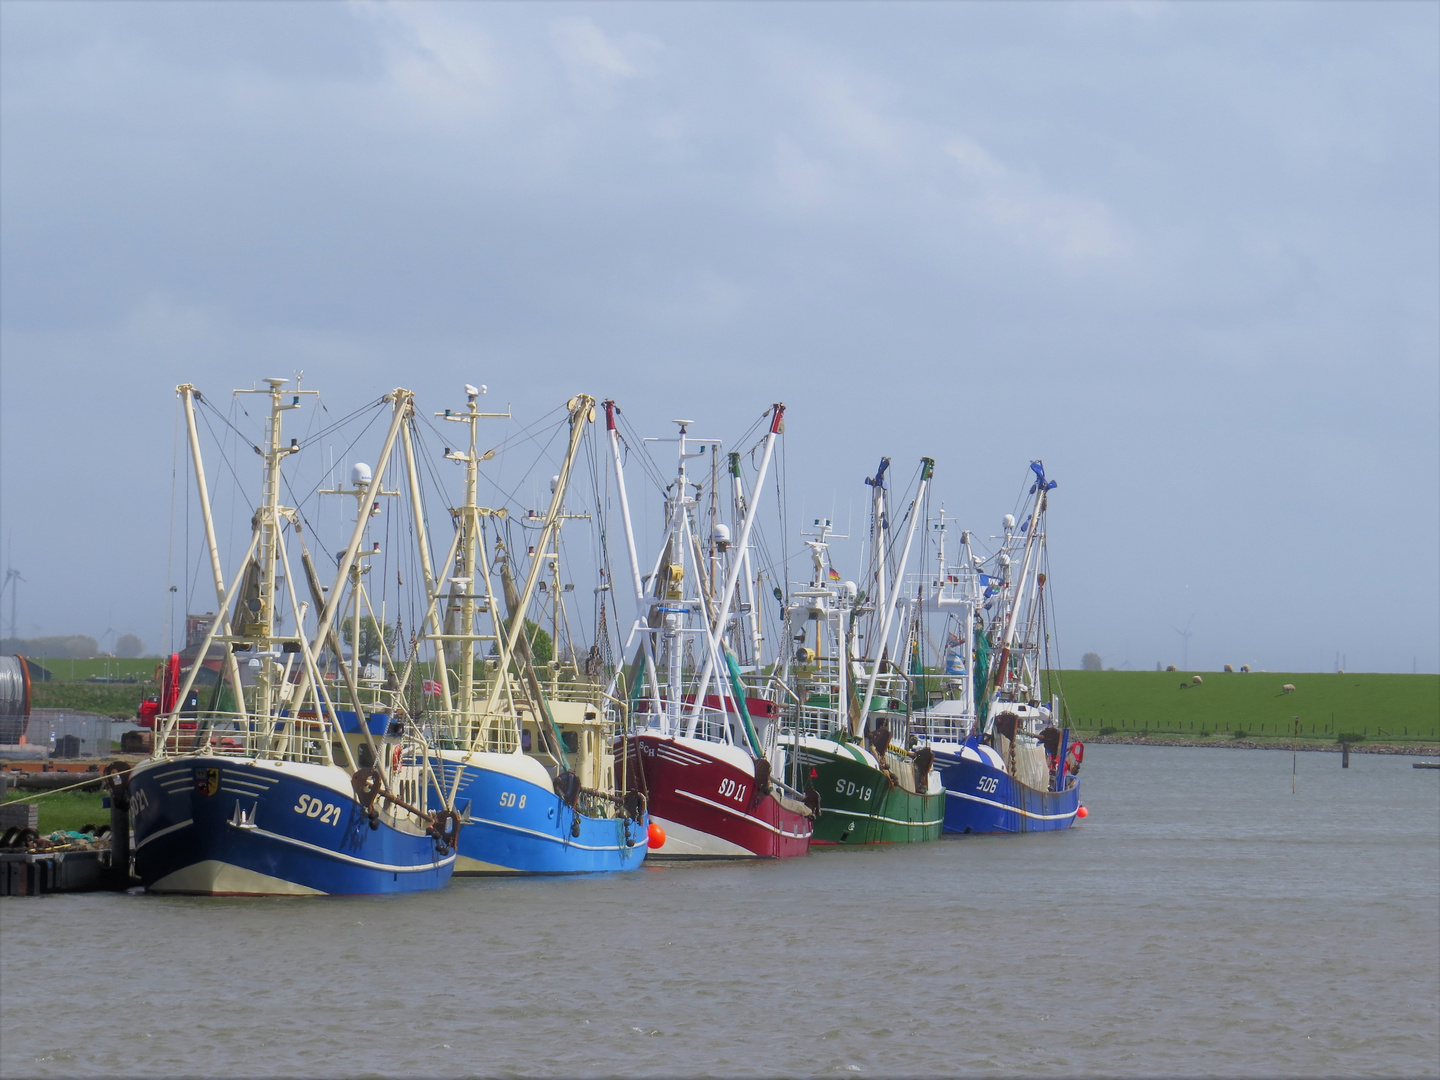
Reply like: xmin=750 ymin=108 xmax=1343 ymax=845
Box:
xmin=1077 ymin=733 xmax=1436 ymax=756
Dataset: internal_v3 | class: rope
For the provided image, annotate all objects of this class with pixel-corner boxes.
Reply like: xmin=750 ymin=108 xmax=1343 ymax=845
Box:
xmin=4 ymin=773 xmax=113 ymax=802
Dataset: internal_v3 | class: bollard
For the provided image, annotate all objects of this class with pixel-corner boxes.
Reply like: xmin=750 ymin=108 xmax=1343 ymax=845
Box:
xmin=106 ymin=764 xmax=132 ymax=886
xmin=1341 ymin=742 xmax=1350 ymax=768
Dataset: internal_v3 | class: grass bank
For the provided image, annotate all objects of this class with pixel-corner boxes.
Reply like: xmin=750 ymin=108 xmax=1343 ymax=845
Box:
xmin=1046 ymin=670 xmax=1439 ymax=743
xmin=29 ymin=657 xmax=159 ymax=681
xmin=3 ymin=789 xmax=110 ymax=834
xmin=31 ymin=680 xmax=152 ymax=719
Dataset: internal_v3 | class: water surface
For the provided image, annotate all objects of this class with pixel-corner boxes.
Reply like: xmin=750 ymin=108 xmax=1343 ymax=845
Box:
xmin=3 ymin=746 xmax=1437 ymax=1077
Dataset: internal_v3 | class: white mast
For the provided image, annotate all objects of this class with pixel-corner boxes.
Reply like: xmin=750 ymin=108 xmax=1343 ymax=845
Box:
xmin=602 ymin=401 xmax=665 ymax=722
xmin=685 ymin=404 xmax=784 ymax=725
xmin=856 ymin=457 xmax=933 ymax=736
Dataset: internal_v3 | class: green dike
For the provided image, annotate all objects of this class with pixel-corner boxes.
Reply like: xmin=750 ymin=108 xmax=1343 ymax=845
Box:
xmin=1047 ymin=670 xmax=1440 ymax=742
xmin=798 ymin=739 xmax=944 ymax=845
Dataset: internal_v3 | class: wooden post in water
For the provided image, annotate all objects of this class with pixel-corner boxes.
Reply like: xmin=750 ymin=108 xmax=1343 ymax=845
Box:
xmin=1341 ymin=741 xmax=1351 ymax=768
xmin=1291 ymin=715 xmax=1299 ymax=793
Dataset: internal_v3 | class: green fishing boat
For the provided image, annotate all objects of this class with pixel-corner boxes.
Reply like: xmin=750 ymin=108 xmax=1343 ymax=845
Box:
xmin=775 ymin=458 xmax=944 ymax=846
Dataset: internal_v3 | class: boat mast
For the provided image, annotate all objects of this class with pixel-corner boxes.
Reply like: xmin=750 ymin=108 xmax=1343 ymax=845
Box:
xmin=252 ymin=378 xmax=303 ymax=721
xmin=176 ymin=384 xmax=249 ymax=725
xmin=602 ymin=400 xmax=664 ymax=721
xmin=991 ymin=462 xmax=1053 ymax=708
xmin=856 ymin=458 xmax=933 ymax=736
xmin=479 ymin=396 xmax=593 ymax=726
xmin=287 ymin=389 xmax=413 ymax=766
xmin=864 ymin=458 xmax=890 ymax=656
xmin=399 ymin=418 xmax=455 ymax=715
xmin=686 ymin=405 xmax=784 ymax=726
xmin=727 ymin=452 xmax=764 ymax=666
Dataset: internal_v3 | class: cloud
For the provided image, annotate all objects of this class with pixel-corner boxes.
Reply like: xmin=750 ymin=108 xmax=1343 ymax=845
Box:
xmin=353 ymin=1 xmax=503 ymax=121
xmin=550 ymin=16 xmax=655 ymax=106
xmin=944 ymin=137 xmax=1129 ymax=262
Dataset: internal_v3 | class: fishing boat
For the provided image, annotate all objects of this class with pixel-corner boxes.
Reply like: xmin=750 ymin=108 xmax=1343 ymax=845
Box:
xmin=773 ymin=459 xmax=945 ymax=846
xmin=918 ymin=461 xmax=1083 ymax=833
xmin=417 ymin=390 xmax=648 ymax=874
xmin=607 ymin=402 xmax=814 ymax=859
xmin=128 ymin=380 xmax=458 ymax=895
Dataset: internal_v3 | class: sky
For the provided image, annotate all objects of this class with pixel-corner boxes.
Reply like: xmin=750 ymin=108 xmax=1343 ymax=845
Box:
xmin=1 ymin=0 xmax=1436 ymax=673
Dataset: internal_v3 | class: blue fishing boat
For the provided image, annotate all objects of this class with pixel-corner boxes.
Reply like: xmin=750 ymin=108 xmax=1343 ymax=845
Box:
xmin=416 ymin=389 xmax=647 ymax=875
xmin=128 ymin=380 xmax=458 ymax=895
xmin=916 ymin=462 xmax=1084 ymax=834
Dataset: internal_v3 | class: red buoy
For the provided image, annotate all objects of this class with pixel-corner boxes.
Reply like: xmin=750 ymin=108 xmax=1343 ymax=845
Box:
xmin=647 ymin=822 xmax=666 ymax=849
xmin=1076 ymin=805 xmax=1089 ymax=819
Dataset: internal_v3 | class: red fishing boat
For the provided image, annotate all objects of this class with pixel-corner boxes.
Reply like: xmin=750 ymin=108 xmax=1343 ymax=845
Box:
xmin=603 ymin=401 xmax=813 ymax=859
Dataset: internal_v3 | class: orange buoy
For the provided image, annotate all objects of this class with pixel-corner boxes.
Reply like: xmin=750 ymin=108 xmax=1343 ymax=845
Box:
xmin=647 ymin=822 xmax=666 ymax=849
xmin=1076 ymin=805 xmax=1089 ymax=819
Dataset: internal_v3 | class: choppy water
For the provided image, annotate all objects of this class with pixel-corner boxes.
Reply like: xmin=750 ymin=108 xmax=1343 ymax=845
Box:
xmin=2 ymin=746 xmax=1437 ymax=1078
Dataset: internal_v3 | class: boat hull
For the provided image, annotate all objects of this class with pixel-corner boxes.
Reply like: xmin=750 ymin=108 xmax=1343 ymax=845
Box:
xmin=790 ymin=739 xmax=944 ymax=845
xmin=128 ymin=757 xmax=455 ymax=896
xmin=618 ymin=735 xmax=812 ymax=859
xmin=429 ymin=753 xmax=648 ymax=875
xmin=933 ymin=750 xmax=1080 ymax=833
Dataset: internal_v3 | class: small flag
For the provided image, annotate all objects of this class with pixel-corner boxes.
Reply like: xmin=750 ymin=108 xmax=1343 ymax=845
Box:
xmin=422 ymin=679 xmax=442 ymax=696
xmin=827 ymin=567 xmax=842 ymax=582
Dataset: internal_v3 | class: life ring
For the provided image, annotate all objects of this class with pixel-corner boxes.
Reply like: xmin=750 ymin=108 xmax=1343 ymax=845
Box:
xmin=430 ymin=810 xmax=461 ymax=851
xmin=391 ymin=744 xmax=403 ymax=772
xmin=350 ymin=767 xmax=383 ymax=813
xmin=1065 ymin=741 xmax=1085 ymax=775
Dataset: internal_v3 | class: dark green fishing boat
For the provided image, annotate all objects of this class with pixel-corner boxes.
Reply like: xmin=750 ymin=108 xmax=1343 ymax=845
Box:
xmin=775 ymin=458 xmax=944 ymax=846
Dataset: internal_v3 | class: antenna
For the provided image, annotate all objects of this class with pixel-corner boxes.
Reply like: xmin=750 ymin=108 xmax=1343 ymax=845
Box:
xmin=1170 ymin=612 xmax=1196 ymax=671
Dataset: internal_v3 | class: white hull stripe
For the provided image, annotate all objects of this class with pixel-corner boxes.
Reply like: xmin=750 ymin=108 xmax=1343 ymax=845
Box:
xmin=944 ymin=788 xmax=1077 ymax=821
xmin=674 ymin=790 xmax=811 ymax=838
xmin=654 ymin=748 xmax=711 ymax=767
xmin=241 ymin=825 xmax=456 ymax=873
xmin=134 ymin=818 xmax=194 ymax=851
xmin=824 ymin=807 xmax=944 ymax=828
xmin=466 ymin=815 xmax=643 ymax=854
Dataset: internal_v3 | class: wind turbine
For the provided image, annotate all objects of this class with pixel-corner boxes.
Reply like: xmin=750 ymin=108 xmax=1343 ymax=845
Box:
xmin=1 ymin=568 xmax=22 ymax=644
xmin=1171 ymin=613 xmax=1196 ymax=671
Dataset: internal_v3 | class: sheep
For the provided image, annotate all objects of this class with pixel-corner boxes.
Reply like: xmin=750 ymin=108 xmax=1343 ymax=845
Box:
xmin=1282 ymin=683 xmax=1296 ymax=694
xmin=1223 ymin=664 xmax=1234 ymax=673
xmin=1192 ymin=675 xmax=1203 ymax=685
xmin=1241 ymin=665 xmax=1250 ymax=673
xmin=1166 ymin=664 xmax=1177 ymax=672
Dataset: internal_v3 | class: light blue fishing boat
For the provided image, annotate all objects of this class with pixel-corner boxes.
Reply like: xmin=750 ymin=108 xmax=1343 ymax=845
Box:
xmin=415 ymin=389 xmax=647 ymax=874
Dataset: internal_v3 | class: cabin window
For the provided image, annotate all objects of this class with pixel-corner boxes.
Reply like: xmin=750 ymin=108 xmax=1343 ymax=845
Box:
xmin=562 ymin=731 xmax=579 ymax=754
xmin=521 ymin=729 xmax=533 ymax=752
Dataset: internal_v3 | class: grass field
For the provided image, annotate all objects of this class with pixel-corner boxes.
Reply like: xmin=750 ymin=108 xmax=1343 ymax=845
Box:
xmin=3 ymin=789 xmax=110 ymax=834
xmin=1046 ymin=670 xmax=1440 ymax=742
xmin=30 ymin=680 xmax=152 ymax=719
xmin=30 ymin=657 xmax=159 ymax=681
